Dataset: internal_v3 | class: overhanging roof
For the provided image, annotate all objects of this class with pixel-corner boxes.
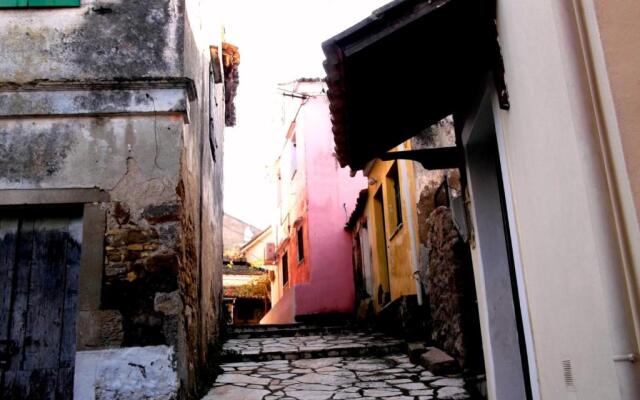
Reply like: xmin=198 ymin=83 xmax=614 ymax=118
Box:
xmin=322 ymin=0 xmax=495 ymax=170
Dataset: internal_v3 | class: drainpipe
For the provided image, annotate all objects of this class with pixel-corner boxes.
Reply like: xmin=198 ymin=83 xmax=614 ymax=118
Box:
xmin=571 ymin=1 xmax=640 ymax=398
xmin=397 ymin=142 xmax=423 ymax=306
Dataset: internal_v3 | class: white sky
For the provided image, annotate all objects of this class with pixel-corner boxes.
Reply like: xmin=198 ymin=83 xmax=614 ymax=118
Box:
xmin=221 ymin=0 xmax=389 ymax=229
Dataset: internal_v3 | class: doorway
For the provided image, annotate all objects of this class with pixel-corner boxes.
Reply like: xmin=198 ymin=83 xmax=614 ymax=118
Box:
xmin=459 ymin=84 xmax=533 ymax=399
xmin=373 ymin=188 xmax=391 ymax=306
xmin=0 ymin=206 xmax=82 ymax=399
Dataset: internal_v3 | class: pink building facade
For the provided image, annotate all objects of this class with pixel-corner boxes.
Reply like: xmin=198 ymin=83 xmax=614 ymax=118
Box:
xmin=261 ymin=80 xmax=366 ymax=324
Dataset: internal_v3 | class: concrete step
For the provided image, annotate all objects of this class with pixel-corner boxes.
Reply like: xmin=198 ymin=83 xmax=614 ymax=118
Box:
xmin=221 ymin=331 xmax=406 ymax=363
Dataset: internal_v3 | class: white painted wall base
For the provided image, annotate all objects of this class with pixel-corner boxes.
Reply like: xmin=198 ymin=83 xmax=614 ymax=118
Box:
xmin=74 ymin=345 xmax=179 ymax=400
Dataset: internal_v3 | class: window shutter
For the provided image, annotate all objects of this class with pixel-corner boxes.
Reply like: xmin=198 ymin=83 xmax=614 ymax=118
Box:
xmin=28 ymin=0 xmax=81 ymax=6
xmin=0 ymin=0 xmax=80 ymax=7
xmin=0 ymin=1 xmax=23 ymax=7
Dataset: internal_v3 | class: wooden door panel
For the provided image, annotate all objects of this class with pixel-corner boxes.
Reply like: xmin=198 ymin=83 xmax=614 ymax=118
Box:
xmin=59 ymin=220 xmax=81 ymax=369
xmin=4 ymin=369 xmax=59 ymax=400
xmin=0 ymin=217 xmax=19 ymax=356
xmin=24 ymin=218 xmax=68 ymax=371
xmin=0 ymin=209 xmax=82 ymax=400
xmin=6 ymin=219 xmax=35 ymax=373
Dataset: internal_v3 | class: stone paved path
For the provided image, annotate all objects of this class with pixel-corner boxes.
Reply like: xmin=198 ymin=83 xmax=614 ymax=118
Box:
xmin=223 ymin=332 xmax=405 ymax=361
xmin=203 ymin=329 xmax=471 ymax=400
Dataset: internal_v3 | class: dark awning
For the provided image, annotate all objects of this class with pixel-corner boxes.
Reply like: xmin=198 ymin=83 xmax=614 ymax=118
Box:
xmin=322 ymin=0 xmax=495 ymax=170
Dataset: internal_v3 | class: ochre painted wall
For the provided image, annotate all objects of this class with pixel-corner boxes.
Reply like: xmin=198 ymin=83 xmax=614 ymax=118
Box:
xmin=364 ymin=141 xmax=419 ymax=313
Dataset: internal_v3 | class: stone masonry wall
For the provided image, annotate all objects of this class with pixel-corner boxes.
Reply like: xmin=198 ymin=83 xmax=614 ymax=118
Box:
xmin=175 ymin=6 xmax=227 ymax=398
xmin=103 ymin=201 xmax=182 ymax=348
xmin=424 ymin=207 xmax=483 ymax=371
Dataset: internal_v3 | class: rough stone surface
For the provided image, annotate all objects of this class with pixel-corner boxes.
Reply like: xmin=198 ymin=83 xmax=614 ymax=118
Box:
xmin=74 ymin=345 xmax=178 ymax=400
xmin=407 ymin=342 xmax=427 ymax=364
xmin=203 ymin=385 xmax=269 ymax=400
xmin=423 ymin=207 xmax=482 ymax=370
xmin=0 ymin=2 xmax=228 ymax=399
xmin=77 ymin=310 xmax=125 ymax=350
xmin=206 ymin=335 xmax=471 ymax=400
xmin=436 ymin=386 xmax=470 ymax=400
xmin=419 ymin=348 xmax=458 ymax=376
xmin=155 ymin=290 xmax=183 ymax=316
xmin=223 ymin=332 xmax=404 ymax=361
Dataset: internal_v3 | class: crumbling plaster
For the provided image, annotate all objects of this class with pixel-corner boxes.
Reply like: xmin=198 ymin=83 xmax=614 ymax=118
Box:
xmin=0 ymin=116 xmax=181 ymax=211
xmin=0 ymin=0 xmax=228 ymax=398
xmin=74 ymin=345 xmax=179 ymax=400
xmin=0 ymin=0 xmax=184 ymax=83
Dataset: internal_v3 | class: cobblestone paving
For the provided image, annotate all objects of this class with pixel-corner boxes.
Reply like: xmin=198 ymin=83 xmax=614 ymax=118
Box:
xmin=203 ymin=354 xmax=471 ymax=400
xmin=223 ymin=332 xmax=405 ymax=358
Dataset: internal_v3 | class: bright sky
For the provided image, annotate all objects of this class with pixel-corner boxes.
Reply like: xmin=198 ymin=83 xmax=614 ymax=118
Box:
xmin=222 ymin=0 xmax=389 ymax=229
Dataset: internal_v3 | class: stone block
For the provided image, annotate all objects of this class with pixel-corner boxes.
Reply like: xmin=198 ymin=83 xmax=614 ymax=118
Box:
xmin=146 ymin=253 xmax=179 ymax=273
xmin=106 ymin=228 xmax=128 ymax=246
xmin=77 ymin=310 xmax=124 ymax=350
xmin=74 ymin=345 xmax=178 ymax=400
xmin=143 ymin=202 xmax=180 ymax=223
xmin=155 ymin=291 xmax=183 ymax=316
xmin=419 ymin=347 xmax=458 ymax=375
xmin=407 ymin=342 xmax=427 ymax=364
xmin=126 ymin=228 xmax=157 ymax=244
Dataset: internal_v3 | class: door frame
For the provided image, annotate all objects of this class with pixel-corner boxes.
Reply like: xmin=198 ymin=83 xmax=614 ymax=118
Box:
xmin=457 ymin=81 xmax=539 ymax=399
xmin=0 ymin=188 xmax=108 ymax=351
xmin=373 ymin=187 xmax=391 ymax=306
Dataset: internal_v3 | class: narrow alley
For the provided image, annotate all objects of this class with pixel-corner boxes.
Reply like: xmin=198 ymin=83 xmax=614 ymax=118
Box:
xmin=2 ymin=0 xmax=640 ymax=399
xmin=202 ymin=325 xmax=471 ymax=400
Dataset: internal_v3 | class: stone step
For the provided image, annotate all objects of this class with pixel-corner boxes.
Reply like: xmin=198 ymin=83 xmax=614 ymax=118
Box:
xmin=228 ymin=324 xmax=357 ymax=339
xmin=221 ymin=331 xmax=406 ymax=363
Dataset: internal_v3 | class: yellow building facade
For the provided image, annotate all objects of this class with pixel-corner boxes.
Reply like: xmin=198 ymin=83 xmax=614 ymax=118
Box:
xmin=361 ymin=141 xmax=421 ymax=313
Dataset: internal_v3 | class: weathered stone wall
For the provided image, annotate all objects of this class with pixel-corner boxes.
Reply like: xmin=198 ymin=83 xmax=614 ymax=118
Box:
xmin=0 ymin=114 xmax=184 ymax=351
xmin=175 ymin=4 xmax=226 ymax=397
xmin=103 ymin=202 xmax=182 ymax=347
xmin=0 ymin=0 xmax=184 ymax=83
xmin=424 ymin=207 xmax=483 ymax=371
xmin=411 ymin=117 xmax=482 ymax=371
xmin=0 ymin=1 xmax=226 ymax=398
xmin=411 ymin=116 xmax=456 ymax=273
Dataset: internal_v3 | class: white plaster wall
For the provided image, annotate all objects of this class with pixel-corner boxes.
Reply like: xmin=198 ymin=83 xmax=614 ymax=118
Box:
xmin=74 ymin=345 xmax=178 ymax=400
xmin=493 ymin=0 xmax=632 ymax=398
xmin=0 ymin=115 xmax=182 ymax=210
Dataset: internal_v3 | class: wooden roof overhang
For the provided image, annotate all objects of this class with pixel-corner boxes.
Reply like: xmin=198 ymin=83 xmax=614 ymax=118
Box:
xmin=322 ymin=0 xmax=496 ymax=171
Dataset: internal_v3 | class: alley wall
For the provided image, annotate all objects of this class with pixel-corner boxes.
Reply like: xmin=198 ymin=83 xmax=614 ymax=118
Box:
xmin=0 ymin=1 xmax=228 ymax=398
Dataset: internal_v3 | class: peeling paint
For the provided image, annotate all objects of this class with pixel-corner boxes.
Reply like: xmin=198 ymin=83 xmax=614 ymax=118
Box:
xmin=0 ymin=123 xmax=76 ymax=183
xmin=0 ymin=0 xmax=184 ymax=83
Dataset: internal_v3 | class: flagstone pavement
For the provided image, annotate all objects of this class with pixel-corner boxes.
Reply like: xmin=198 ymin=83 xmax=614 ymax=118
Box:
xmin=203 ymin=344 xmax=471 ymax=400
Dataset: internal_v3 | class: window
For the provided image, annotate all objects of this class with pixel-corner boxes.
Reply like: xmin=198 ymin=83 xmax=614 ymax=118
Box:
xmin=296 ymin=226 xmax=304 ymax=263
xmin=386 ymin=163 xmax=403 ymax=230
xmin=0 ymin=0 xmax=80 ymax=7
xmin=282 ymin=252 xmax=289 ymax=287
